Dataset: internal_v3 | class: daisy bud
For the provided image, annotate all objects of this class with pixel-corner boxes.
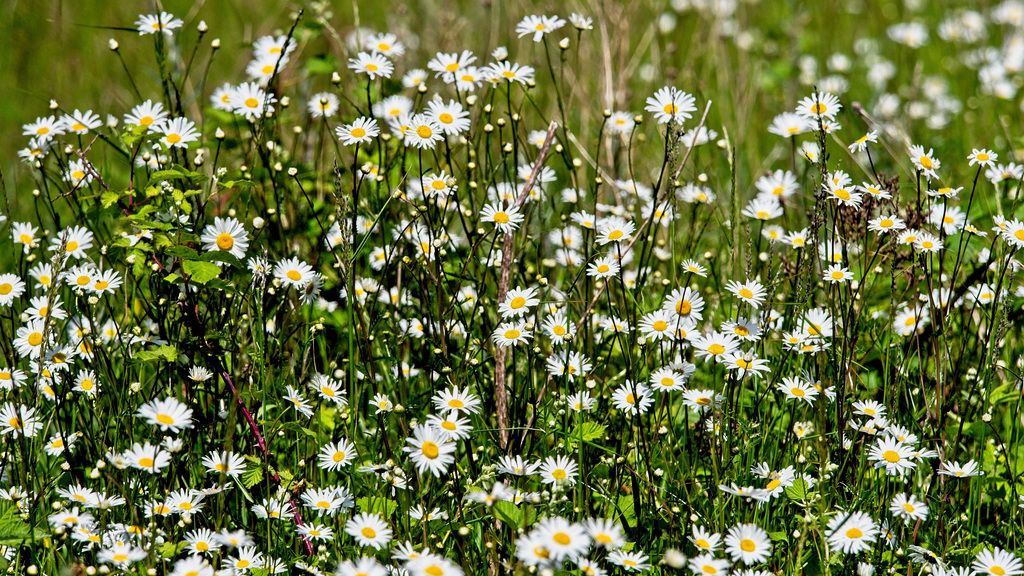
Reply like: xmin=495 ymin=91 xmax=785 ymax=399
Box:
xmin=28 ymin=567 xmax=38 ymax=575
xmin=197 ymin=20 xmax=208 ymax=32
xmin=211 ymin=38 xmax=220 ymax=49
xmin=273 ymin=162 xmax=282 ymax=172
xmin=87 ymin=568 xmax=96 ymax=575
xmin=281 ymin=96 xmax=290 ymax=107
xmin=49 ymin=99 xmax=59 ymax=109
xmin=559 ymin=38 xmax=570 ymax=50
xmin=215 ymin=128 xmax=225 ymax=139
xmin=108 ymin=39 xmax=119 ymax=50
xmin=331 ymin=72 xmax=342 ymax=84
xmin=458 ymin=526 xmax=470 ymax=536
xmin=484 ymin=124 xmax=494 ymax=132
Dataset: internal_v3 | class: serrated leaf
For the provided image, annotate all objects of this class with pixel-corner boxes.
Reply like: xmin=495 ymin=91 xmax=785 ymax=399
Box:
xmin=493 ymin=500 xmax=523 ymax=530
xmin=134 ymin=344 xmax=179 ymax=363
xmin=182 ymin=260 xmax=221 ymax=284
xmin=159 ymin=541 xmax=187 ymax=558
xmin=0 ymin=500 xmax=47 ymax=547
xmin=785 ymin=478 xmax=808 ymax=501
xmin=573 ymin=422 xmax=606 ymax=443
xmin=357 ymin=496 xmax=398 ymax=517
xmin=101 ymin=190 xmax=124 ymax=208
xmin=242 ymin=463 xmax=264 ymax=489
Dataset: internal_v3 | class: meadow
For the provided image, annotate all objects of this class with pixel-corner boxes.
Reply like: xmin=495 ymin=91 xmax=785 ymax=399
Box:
xmin=1 ymin=1 xmax=1023 ymax=575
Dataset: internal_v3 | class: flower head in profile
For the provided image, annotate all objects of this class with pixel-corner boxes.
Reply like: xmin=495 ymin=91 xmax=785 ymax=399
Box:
xmin=136 ymin=12 xmax=184 ymax=35
xmin=348 ymin=52 xmax=394 ymax=79
xmin=516 ymin=15 xmax=567 ymax=42
xmin=645 ymin=86 xmax=697 ymax=124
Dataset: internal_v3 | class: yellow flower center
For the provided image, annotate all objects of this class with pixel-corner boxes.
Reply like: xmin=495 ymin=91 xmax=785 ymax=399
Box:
xmin=287 ymin=270 xmax=302 ymax=281
xmin=0 ymin=284 xmax=11 ymax=295
xmin=417 ymin=125 xmax=433 ymax=138
xmin=366 ymin=64 xmax=379 ymax=72
xmin=608 ymin=230 xmax=623 ymax=240
xmin=72 ymin=170 xmax=86 ymax=180
xmin=708 ymin=343 xmax=725 ymax=355
xmin=216 ymin=233 xmax=234 ymax=250
xmin=740 ymin=538 xmax=756 ymax=552
xmin=833 ymin=188 xmax=850 ymax=200
xmin=140 ymin=457 xmax=154 ymax=467
xmin=504 ymin=329 xmax=520 ymax=339
xmin=166 ymin=134 xmax=182 ymax=144
xmin=350 ymin=127 xmax=367 ymax=138
xmin=422 ymin=441 xmax=440 ymax=459
xmin=66 ymin=241 xmax=79 ymax=252
xmin=739 ymin=288 xmax=754 ymax=299
xmin=332 ymin=451 xmax=346 ymax=462
xmin=552 ymin=469 xmax=566 ymax=479
xmin=767 ymin=478 xmax=781 ymax=491
xmin=845 ymin=528 xmax=863 ymax=538
xmin=810 ymin=102 xmax=826 ymax=114
xmin=28 ymin=333 xmax=43 ymax=346
xmin=157 ymin=414 xmax=174 ymax=425
xmin=919 ymin=156 xmax=932 ymax=169
xmin=652 ymin=320 xmax=668 ymax=331
xmin=883 ymin=450 xmax=901 ymax=463
xmin=663 ymin=103 xmax=678 ymax=114
xmin=553 ymin=325 xmax=566 ymax=336
xmin=439 ymin=113 xmax=454 ymax=124
xmin=510 ymin=296 xmax=526 ymax=309
xmin=695 ymin=397 xmax=712 ymax=406
xmin=792 ymin=387 xmax=805 ymax=397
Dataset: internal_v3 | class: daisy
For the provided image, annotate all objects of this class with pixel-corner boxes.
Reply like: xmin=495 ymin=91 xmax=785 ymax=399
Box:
xmin=485 ymin=61 xmax=535 ymax=84
xmin=890 ymin=494 xmax=928 ymax=523
xmin=681 ymin=389 xmax=723 ymax=413
xmin=689 ymin=554 xmax=730 ymax=576
xmin=938 ymin=459 xmax=982 ymax=478
xmin=542 ymin=312 xmax=575 ymax=344
xmin=909 ymin=144 xmax=941 ymax=179
xmin=725 ymin=279 xmax=768 ymax=308
xmin=348 ymin=51 xmax=394 ymax=79
xmin=275 ymin=257 xmax=315 ymax=288
xmin=650 ymin=367 xmax=686 ymax=392
xmin=406 ymin=554 xmax=463 ymax=576
xmin=50 ymin=225 xmax=94 ymax=259
xmin=567 ymin=391 xmax=596 ymax=412
xmin=826 ymin=511 xmax=877 ymax=554
xmin=824 ymin=264 xmax=853 ymax=283
xmin=612 ymin=382 xmax=655 ymax=415
xmin=253 ymin=35 xmax=296 ymax=60
xmin=428 ymin=50 xmax=477 ymax=79
xmin=596 ymin=216 xmax=636 ymax=245
xmin=645 ymin=86 xmax=697 ymax=124
xmin=11 ymin=222 xmax=39 ymax=252
xmin=607 ymin=111 xmax=636 ymax=134
xmin=336 ymin=117 xmax=379 ymax=145
xmin=725 ymin=523 xmax=772 ymax=565
xmin=690 ymin=331 xmax=741 ymax=363
xmin=425 ymin=411 xmax=472 ymax=441
xmin=123 ymin=442 xmax=172 ymax=474
xmin=62 ymin=109 xmax=102 ymax=134
xmin=124 ymin=100 xmax=168 ymax=130
xmin=22 ymin=115 xmax=65 ymax=141
xmin=663 ymin=286 xmax=705 ymax=322
xmin=493 ymin=322 xmax=530 ymax=347
xmin=796 ymin=92 xmax=842 ymax=121
xmin=138 ymin=397 xmax=194 ymax=433
xmin=297 ymin=523 xmax=334 ymax=541
xmin=366 ymin=32 xmax=404 ymax=57
xmin=318 ymin=439 xmax=357 ymax=471
xmin=516 ymin=14 xmax=566 ymax=42
xmin=915 ymin=233 xmax=943 ymax=252
xmin=90 ymin=269 xmax=123 ymax=295
xmin=73 ymin=370 xmax=100 ymax=396
xmin=972 ymin=548 xmax=1023 ymax=576
xmin=480 ymin=203 xmax=524 ymax=233
xmin=231 ymin=82 xmax=276 ymax=121
xmin=14 ymin=319 xmax=49 ymax=358
xmin=156 ymin=117 xmax=200 ymax=149
xmin=638 ymin=310 xmax=674 ymax=341
xmin=404 ymin=114 xmax=444 ymax=149
xmin=868 ymin=215 xmax=906 ymax=234
xmin=681 ymin=259 xmax=708 ymax=276
xmin=690 ymin=525 xmax=722 ymax=552
xmin=535 ymin=517 xmax=589 ymax=561
xmin=433 ymin=386 xmax=481 ymax=414
xmin=0 ymin=403 xmax=42 ymax=438
xmin=968 ymin=148 xmax=998 ymax=167
xmin=779 ymin=377 xmax=819 ymax=404
xmin=404 ymin=425 xmax=456 ymax=477
xmin=426 ymin=99 xmax=470 ymax=135
xmin=0 ymin=275 xmax=26 ymax=306
xmin=201 ymin=217 xmax=249 ymax=260
xmin=201 ymin=451 xmax=245 ymax=477
xmin=742 ymin=197 xmax=784 ymax=220
xmin=282 ymin=385 xmax=314 ymax=417
xmin=848 ymin=131 xmax=878 ymax=153
xmin=723 ymin=352 xmax=771 ymax=378
xmin=584 ymin=518 xmax=625 ymax=549
xmin=136 ymin=12 xmax=183 ymax=35
xmin=538 ymin=454 xmax=578 ymax=485
xmin=868 ymin=436 xmax=917 ymax=476
xmin=307 ymin=92 xmax=340 ymax=118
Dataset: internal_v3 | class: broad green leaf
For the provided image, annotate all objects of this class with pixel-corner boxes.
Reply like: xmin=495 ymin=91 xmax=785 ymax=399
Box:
xmin=182 ymin=260 xmax=221 ymax=284
xmin=493 ymin=500 xmax=523 ymax=530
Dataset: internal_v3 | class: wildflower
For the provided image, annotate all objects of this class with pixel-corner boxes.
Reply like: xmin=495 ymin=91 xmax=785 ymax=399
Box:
xmin=796 ymin=92 xmax=842 ymax=121
xmin=542 ymin=312 xmax=575 ymax=344
xmin=972 ymin=548 xmax=1023 ymax=576
xmin=742 ymin=197 xmax=784 ymax=220
xmin=516 ymin=14 xmax=566 ymax=42
xmin=890 ymin=494 xmax=928 ymax=523
xmin=155 ymin=117 xmax=200 ymax=149
xmin=909 ymin=144 xmax=941 ymax=179
xmin=779 ymin=377 xmax=819 ymax=404
xmin=427 ymin=99 xmax=471 ymax=135
xmin=767 ymin=112 xmax=812 ymax=137
xmin=826 ymin=511 xmax=878 ymax=554
xmin=123 ymin=442 xmax=172 ymax=474
xmin=201 ymin=451 xmax=245 ymax=477
xmin=938 ymin=460 xmax=983 ymax=478
xmin=868 ymin=215 xmax=906 ymax=234
xmin=428 ymin=50 xmax=477 ymax=79
xmin=612 ymin=382 xmax=654 ymax=414
xmin=824 ymin=264 xmax=853 ymax=283
xmin=318 ymin=439 xmax=357 ymax=471
xmin=638 ymin=310 xmax=675 ymax=341
xmin=404 ymin=114 xmax=444 ymax=149
xmin=689 ymin=554 xmax=731 ymax=576
xmin=480 ymin=203 xmax=525 ymax=233
xmin=682 ymin=389 xmax=724 ymax=413
xmin=138 ymin=397 xmax=194 ymax=433
xmin=645 ymin=86 xmax=697 ymax=124
xmin=725 ymin=279 xmax=768 ymax=308
xmin=349 ymin=51 xmax=394 ymax=79
xmin=485 ymin=61 xmax=535 ymax=84
xmin=725 ymin=523 xmax=772 ymax=565
xmin=22 ymin=115 xmax=65 ymax=141
xmin=596 ymin=216 xmax=636 ymax=245
xmin=538 ymin=454 xmax=578 ymax=485
xmin=51 ymin=225 xmax=94 ymax=259
xmin=0 ymin=275 xmax=26 ymax=307
xmin=336 ymin=117 xmax=379 ymax=145
xmin=404 ymin=424 xmax=456 ymax=477
xmin=968 ymin=148 xmax=998 ymax=167
xmin=493 ymin=322 xmax=531 ymax=347
xmin=201 ymin=217 xmax=249 ymax=260
xmin=0 ymin=403 xmax=42 ymax=438
xmin=136 ymin=12 xmax=184 ymax=35
xmin=868 ymin=436 xmax=917 ymax=476
xmin=849 ymin=131 xmax=878 ymax=153
xmin=62 ymin=109 xmax=102 ymax=134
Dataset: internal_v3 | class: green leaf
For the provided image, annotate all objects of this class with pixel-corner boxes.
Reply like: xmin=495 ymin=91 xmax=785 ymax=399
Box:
xmin=101 ymin=190 xmax=124 ymax=208
xmin=573 ymin=422 xmax=606 ymax=443
xmin=768 ymin=531 xmax=789 ymax=542
xmin=320 ymin=406 xmax=337 ymax=432
xmin=200 ymin=250 xmax=242 ymax=267
xmin=164 ymin=273 xmax=181 ymax=284
xmin=159 ymin=541 xmax=187 ymax=558
xmin=615 ymin=495 xmax=636 ymax=528
xmin=242 ymin=463 xmax=264 ymax=488
xmin=306 ymin=54 xmax=339 ymax=75
xmin=0 ymin=500 xmax=47 ymax=547
xmin=493 ymin=500 xmax=523 ymax=530
xmin=165 ymin=246 xmax=200 ymax=260
xmin=134 ymin=344 xmax=179 ymax=363
xmin=182 ymin=260 xmax=221 ymax=284
xmin=357 ymin=496 xmax=398 ymax=517
xmin=785 ymin=478 xmax=809 ymax=501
